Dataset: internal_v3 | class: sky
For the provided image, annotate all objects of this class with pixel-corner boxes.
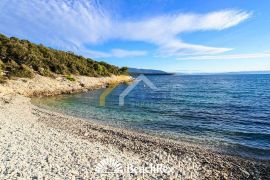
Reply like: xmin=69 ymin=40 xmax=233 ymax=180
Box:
xmin=0 ymin=0 xmax=270 ymax=73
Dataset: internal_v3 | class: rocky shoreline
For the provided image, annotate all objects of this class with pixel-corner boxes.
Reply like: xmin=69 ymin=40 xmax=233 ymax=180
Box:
xmin=0 ymin=74 xmax=132 ymax=97
xmin=0 ymin=75 xmax=270 ymax=179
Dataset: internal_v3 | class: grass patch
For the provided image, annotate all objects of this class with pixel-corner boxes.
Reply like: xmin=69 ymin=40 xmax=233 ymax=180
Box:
xmin=0 ymin=76 xmax=7 ymax=84
xmin=66 ymin=75 xmax=76 ymax=81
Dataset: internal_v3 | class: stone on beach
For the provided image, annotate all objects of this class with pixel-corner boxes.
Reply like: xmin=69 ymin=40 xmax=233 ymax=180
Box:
xmin=0 ymin=75 xmax=269 ymax=179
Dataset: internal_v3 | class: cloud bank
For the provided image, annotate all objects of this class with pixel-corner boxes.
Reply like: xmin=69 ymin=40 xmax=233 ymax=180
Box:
xmin=0 ymin=0 xmax=251 ymax=58
xmin=87 ymin=49 xmax=147 ymax=58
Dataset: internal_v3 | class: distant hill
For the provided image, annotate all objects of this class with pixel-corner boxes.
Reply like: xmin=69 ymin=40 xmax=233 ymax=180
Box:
xmin=0 ymin=33 xmax=128 ymax=82
xmin=128 ymin=68 xmax=174 ymax=75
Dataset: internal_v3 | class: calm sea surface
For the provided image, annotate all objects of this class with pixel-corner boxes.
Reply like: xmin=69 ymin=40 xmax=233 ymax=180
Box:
xmin=32 ymin=74 xmax=270 ymax=159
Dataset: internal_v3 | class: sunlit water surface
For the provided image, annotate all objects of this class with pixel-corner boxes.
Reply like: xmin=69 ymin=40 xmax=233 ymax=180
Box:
xmin=32 ymin=74 xmax=270 ymax=159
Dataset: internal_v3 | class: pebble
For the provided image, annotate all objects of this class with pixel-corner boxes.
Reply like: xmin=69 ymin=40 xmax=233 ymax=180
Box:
xmin=0 ymin=93 xmax=269 ymax=179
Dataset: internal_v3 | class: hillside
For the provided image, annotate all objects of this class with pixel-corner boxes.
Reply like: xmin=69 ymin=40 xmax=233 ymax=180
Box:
xmin=0 ymin=34 xmax=128 ymax=82
xmin=128 ymin=67 xmax=174 ymax=75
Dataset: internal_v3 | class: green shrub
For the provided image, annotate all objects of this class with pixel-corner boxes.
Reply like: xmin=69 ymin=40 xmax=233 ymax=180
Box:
xmin=0 ymin=33 xmax=129 ymax=79
xmin=0 ymin=75 xmax=7 ymax=83
xmin=5 ymin=61 xmax=34 ymax=78
xmin=0 ymin=59 xmax=4 ymax=73
xmin=19 ymin=64 xmax=35 ymax=78
xmin=66 ymin=74 xmax=75 ymax=81
xmin=0 ymin=59 xmax=5 ymax=83
xmin=119 ymin=67 xmax=128 ymax=75
xmin=37 ymin=67 xmax=53 ymax=77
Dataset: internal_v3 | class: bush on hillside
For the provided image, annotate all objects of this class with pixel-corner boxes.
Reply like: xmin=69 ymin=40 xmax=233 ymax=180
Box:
xmin=66 ymin=74 xmax=76 ymax=81
xmin=4 ymin=60 xmax=34 ymax=78
xmin=0 ymin=34 xmax=129 ymax=79
xmin=0 ymin=59 xmax=4 ymax=83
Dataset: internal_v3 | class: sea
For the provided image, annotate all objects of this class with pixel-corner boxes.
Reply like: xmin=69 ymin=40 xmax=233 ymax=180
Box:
xmin=32 ymin=74 xmax=270 ymax=160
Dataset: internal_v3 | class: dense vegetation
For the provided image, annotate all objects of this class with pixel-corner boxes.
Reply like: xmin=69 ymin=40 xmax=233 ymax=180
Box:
xmin=0 ymin=34 xmax=128 ymax=82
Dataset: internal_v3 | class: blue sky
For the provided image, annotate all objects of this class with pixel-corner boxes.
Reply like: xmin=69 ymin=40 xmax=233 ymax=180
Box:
xmin=0 ymin=0 xmax=270 ymax=73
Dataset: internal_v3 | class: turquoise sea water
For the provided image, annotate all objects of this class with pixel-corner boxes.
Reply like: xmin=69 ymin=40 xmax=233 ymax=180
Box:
xmin=32 ymin=74 xmax=270 ymax=160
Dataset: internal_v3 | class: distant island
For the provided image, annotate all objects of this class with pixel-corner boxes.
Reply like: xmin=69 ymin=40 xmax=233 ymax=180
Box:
xmin=128 ymin=67 xmax=174 ymax=75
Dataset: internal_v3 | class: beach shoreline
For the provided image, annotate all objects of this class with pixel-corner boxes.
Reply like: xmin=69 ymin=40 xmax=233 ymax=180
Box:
xmin=34 ymin=105 xmax=270 ymax=178
xmin=0 ymin=74 xmax=133 ymax=97
xmin=33 ymin=102 xmax=270 ymax=162
xmin=0 ymin=76 xmax=270 ymax=179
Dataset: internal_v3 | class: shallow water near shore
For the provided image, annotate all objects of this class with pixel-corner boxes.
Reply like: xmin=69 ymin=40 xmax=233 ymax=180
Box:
xmin=32 ymin=74 xmax=270 ymax=160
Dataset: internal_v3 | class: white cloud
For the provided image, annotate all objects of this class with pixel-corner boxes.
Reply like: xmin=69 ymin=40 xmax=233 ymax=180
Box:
xmin=0 ymin=0 xmax=251 ymax=58
xmin=156 ymin=40 xmax=232 ymax=57
xmin=117 ymin=10 xmax=250 ymax=56
xmin=86 ymin=49 xmax=147 ymax=58
xmin=177 ymin=52 xmax=270 ymax=60
xmin=110 ymin=49 xmax=147 ymax=58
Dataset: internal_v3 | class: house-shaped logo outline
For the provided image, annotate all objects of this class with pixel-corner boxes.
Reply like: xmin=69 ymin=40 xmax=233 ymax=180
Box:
xmin=119 ymin=74 xmax=158 ymax=106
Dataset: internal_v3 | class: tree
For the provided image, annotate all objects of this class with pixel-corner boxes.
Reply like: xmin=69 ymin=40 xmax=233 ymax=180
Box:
xmin=0 ymin=33 xmax=129 ymax=79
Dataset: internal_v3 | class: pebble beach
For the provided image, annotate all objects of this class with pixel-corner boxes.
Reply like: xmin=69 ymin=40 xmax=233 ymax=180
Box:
xmin=0 ymin=75 xmax=269 ymax=179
